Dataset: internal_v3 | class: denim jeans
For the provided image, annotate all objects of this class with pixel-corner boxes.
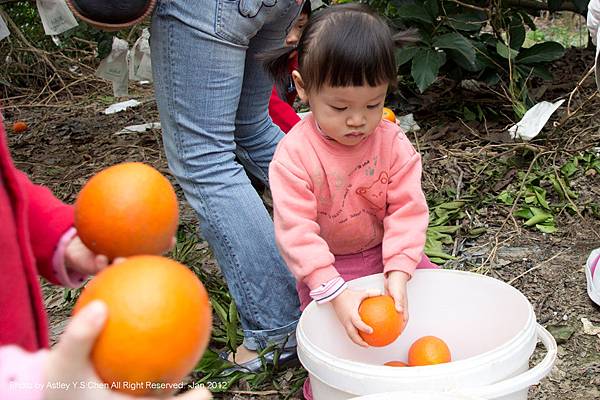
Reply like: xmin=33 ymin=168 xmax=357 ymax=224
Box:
xmin=150 ymin=0 xmax=302 ymax=351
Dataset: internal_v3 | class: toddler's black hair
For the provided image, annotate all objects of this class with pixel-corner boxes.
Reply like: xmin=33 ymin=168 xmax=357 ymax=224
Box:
xmin=262 ymin=3 xmax=418 ymax=93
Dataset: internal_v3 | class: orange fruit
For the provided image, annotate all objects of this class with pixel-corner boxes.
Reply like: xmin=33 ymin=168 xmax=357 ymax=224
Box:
xmin=408 ymin=336 xmax=451 ymax=366
xmin=358 ymin=295 xmax=405 ymax=347
xmin=384 ymin=360 xmax=408 ymax=367
xmin=382 ymin=107 xmax=396 ymax=123
xmin=12 ymin=121 xmax=28 ymax=133
xmin=74 ymin=162 xmax=179 ymax=259
xmin=73 ymin=256 xmax=212 ymax=396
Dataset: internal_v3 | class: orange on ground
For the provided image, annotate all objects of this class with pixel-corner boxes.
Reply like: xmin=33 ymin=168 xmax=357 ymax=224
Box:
xmin=12 ymin=121 xmax=28 ymax=134
xmin=358 ymin=295 xmax=405 ymax=347
xmin=384 ymin=360 xmax=408 ymax=367
xmin=408 ymin=336 xmax=452 ymax=366
xmin=72 ymin=256 xmax=212 ymax=397
xmin=74 ymin=162 xmax=179 ymax=259
xmin=382 ymin=107 xmax=396 ymax=123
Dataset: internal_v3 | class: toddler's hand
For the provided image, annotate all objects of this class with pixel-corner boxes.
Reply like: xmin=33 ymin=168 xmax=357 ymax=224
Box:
xmin=385 ymin=271 xmax=410 ymax=323
xmin=331 ymin=288 xmax=383 ymax=347
xmin=44 ymin=301 xmax=212 ymax=400
xmin=64 ymin=236 xmax=177 ymax=276
xmin=64 ymin=236 xmax=111 ymax=276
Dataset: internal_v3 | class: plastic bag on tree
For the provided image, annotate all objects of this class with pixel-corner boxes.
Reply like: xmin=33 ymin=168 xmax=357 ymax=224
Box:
xmin=0 ymin=13 xmax=9 ymax=41
xmin=96 ymin=37 xmax=130 ymax=97
xmin=36 ymin=0 xmax=78 ymax=36
xmin=129 ymin=28 xmax=153 ymax=82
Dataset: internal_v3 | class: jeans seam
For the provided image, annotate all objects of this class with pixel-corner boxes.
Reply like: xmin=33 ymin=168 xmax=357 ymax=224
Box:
xmin=236 ymin=145 xmax=269 ymax=183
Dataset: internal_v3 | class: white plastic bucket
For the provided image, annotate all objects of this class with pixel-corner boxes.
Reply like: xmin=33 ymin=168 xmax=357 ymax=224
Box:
xmin=297 ymin=270 xmax=557 ymax=400
xmin=352 ymin=391 xmax=485 ymax=400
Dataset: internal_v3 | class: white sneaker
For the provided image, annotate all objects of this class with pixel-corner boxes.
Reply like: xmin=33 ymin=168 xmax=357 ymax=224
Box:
xmin=585 ymin=248 xmax=600 ymax=306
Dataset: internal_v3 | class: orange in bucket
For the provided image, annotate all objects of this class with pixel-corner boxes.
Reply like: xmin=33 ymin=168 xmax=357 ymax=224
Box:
xmin=358 ymin=295 xmax=404 ymax=347
xmin=408 ymin=335 xmax=451 ymax=366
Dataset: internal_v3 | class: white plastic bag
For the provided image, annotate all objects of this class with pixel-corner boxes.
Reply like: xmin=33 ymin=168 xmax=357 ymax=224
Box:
xmin=129 ymin=28 xmax=153 ymax=82
xmin=508 ymin=99 xmax=565 ymax=141
xmin=96 ymin=37 xmax=130 ymax=97
xmin=0 ymin=12 xmax=10 ymax=41
xmin=35 ymin=0 xmax=78 ymax=36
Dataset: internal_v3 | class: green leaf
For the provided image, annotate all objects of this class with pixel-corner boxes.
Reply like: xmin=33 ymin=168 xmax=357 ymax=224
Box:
xmin=447 ymin=12 xmax=487 ymax=32
xmin=211 ymin=298 xmax=229 ymax=325
xmin=514 ymin=208 xmax=534 ymax=219
xmin=428 ymin=225 xmax=461 ymax=234
xmin=424 ymin=250 xmax=456 ymax=260
xmin=468 ymin=227 xmax=487 ymax=237
xmin=528 ymin=65 xmax=553 ymax=81
xmin=396 ymin=4 xmax=434 ymax=25
xmin=497 ymin=190 xmax=515 ymax=205
xmin=536 ymin=224 xmax=557 ymax=234
xmin=437 ymin=201 xmax=466 ymax=210
xmin=395 ymin=46 xmax=420 ymax=67
xmin=533 ymin=186 xmax=550 ymax=209
xmin=463 ymin=106 xmax=477 ymax=121
xmin=447 ymin=48 xmax=486 ymax=72
xmin=411 ymin=48 xmax=446 ymax=93
xmin=509 ymin=16 xmax=526 ymax=50
xmin=226 ymin=300 xmax=240 ymax=350
xmin=433 ymin=33 xmax=477 ymax=66
xmin=194 ymin=349 xmax=230 ymax=372
xmin=424 ymin=0 xmax=439 ymax=17
xmin=561 ymin=159 xmax=579 ymax=177
xmin=519 ymin=11 xmax=536 ymax=30
xmin=496 ymin=41 xmax=519 ymax=60
xmin=516 ymin=41 xmax=565 ymax=64
xmin=524 ymin=207 xmax=552 ymax=226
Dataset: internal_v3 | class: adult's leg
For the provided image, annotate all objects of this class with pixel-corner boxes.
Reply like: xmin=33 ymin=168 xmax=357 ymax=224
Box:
xmin=151 ymin=0 xmax=301 ymax=352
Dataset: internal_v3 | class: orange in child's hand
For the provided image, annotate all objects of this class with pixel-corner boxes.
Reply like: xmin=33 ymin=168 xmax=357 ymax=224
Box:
xmin=358 ymin=295 xmax=405 ymax=347
xmin=72 ymin=256 xmax=212 ymax=397
xmin=384 ymin=360 xmax=408 ymax=367
xmin=408 ymin=336 xmax=451 ymax=366
xmin=12 ymin=121 xmax=28 ymax=133
xmin=74 ymin=162 xmax=179 ymax=259
xmin=382 ymin=107 xmax=396 ymax=123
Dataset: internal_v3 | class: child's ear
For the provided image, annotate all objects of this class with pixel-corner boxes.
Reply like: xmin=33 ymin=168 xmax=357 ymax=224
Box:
xmin=292 ymin=71 xmax=308 ymax=104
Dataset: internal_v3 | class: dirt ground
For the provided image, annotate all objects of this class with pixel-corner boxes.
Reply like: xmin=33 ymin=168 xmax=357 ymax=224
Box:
xmin=3 ymin=47 xmax=600 ymax=399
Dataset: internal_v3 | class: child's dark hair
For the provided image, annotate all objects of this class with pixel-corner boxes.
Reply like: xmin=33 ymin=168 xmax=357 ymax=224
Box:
xmin=302 ymin=0 xmax=311 ymax=17
xmin=262 ymin=3 xmax=417 ymax=93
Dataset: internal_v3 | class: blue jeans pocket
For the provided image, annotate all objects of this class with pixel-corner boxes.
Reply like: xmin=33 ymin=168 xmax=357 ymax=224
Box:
xmin=216 ymin=0 xmax=278 ymax=46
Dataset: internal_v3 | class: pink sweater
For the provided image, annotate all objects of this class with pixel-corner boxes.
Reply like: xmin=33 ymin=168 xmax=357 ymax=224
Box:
xmin=269 ymin=114 xmax=428 ymax=291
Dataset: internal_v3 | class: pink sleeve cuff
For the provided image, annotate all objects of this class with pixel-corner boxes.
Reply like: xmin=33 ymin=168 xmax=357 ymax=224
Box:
xmin=52 ymin=227 xmax=87 ymax=288
xmin=0 ymin=346 xmax=48 ymax=400
xmin=303 ymin=265 xmax=341 ymax=291
xmin=310 ymin=276 xmax=348 ymax=304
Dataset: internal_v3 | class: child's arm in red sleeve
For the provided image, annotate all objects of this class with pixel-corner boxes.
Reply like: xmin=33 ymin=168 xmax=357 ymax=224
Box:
xmin=268 ymin=87 xmax=301 ymax=134
xmin=15 ymin=170 xmax=74 ymax=285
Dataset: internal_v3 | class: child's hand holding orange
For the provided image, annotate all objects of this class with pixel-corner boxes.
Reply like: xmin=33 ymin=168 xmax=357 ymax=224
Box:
xmin=385 ymin=270 xmax=410 ymax=323
xmin=331 ymin=288 xmax=383 ymax=347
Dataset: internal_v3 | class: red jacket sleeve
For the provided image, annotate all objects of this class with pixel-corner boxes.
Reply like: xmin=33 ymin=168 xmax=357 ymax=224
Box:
xmin=15 ymin=170 xmax=74 ymax=285
xmin=268 ymin=87 xmax=301 ymax=134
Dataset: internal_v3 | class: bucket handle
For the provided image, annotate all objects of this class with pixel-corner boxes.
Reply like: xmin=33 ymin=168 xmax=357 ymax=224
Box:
xmin=463 ymin=324 xmax=557 ymax=399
